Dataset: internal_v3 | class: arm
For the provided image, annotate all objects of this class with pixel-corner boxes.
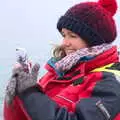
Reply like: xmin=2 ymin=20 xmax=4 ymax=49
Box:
xmin=19 ymin=87 xmax=78 ymax=120
xmin=4 ymin=63 xmax=40 ymax=120
xmin=19 ymin=72 xmax=120 ymax=120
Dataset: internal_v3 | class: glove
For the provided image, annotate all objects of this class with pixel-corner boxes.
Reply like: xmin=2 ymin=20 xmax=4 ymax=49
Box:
xmin=5 ymin=63 xmax=40 ymax=105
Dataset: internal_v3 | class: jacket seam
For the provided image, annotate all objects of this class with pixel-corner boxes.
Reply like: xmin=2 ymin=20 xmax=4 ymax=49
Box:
xmin=56 ymin=95 xmax=74 ymax=103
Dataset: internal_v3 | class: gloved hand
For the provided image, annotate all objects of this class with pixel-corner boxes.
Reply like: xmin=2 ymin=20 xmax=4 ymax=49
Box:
xmin=5 ymin=63 xmax=40 ymax=105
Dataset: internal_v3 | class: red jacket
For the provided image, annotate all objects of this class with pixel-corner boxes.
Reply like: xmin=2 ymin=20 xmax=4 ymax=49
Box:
xmin=4 ymin=46 xmax=120 ymax=120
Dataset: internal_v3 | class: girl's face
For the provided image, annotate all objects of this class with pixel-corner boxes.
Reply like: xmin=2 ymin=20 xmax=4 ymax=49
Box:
xmin=61 ymin=28 xmax=88 ymax=55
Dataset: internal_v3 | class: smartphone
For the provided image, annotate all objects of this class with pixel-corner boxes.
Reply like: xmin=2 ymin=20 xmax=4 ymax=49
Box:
xmin=16 ymin=47 xmax=31 ymax=72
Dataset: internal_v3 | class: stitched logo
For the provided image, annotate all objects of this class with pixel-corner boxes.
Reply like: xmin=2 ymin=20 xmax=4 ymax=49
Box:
xmin=73 ymin=77 xmax=84 ymax=86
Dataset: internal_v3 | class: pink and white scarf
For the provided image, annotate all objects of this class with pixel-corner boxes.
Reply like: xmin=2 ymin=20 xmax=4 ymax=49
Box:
xmin=55 ymin=44 xmax=112 ymax=72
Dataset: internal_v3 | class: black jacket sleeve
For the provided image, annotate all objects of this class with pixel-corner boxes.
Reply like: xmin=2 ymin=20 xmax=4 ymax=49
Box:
xmin=19 ymin=87 xmax=78 ymax=120
xmin=19 ymin=72 xmax=120 ymax=120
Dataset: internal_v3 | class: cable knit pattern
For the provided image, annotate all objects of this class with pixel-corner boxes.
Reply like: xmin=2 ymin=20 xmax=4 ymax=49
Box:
xmin=55 ymin=44 xmax=112 ymax=72
xmin=5 ymin=63 xmax=40 ymax=105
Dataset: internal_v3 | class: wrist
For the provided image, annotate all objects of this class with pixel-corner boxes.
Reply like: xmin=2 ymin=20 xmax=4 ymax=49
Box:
xmin=18 ymin=84 xmax=43 ymax=98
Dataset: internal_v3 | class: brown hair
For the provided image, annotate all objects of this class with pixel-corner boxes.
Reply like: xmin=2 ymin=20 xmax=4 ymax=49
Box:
xmin=52 ymin=45 xmax=66 ymax=59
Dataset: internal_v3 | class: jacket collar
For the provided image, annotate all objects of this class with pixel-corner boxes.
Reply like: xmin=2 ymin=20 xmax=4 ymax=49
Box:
xmin=45 ymin=46 xmax=119 ymax=76
xmin=84 ymin=46 xmax=119 ymax=73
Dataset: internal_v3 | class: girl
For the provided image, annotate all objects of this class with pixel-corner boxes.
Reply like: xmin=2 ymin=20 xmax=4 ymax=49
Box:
xmin=4 ymin=0 xmax=120 ymax=120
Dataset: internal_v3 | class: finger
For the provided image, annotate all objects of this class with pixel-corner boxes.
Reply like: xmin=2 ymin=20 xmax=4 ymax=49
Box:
xmin=31 ymin=63 xmax=40 ymax=79
xmin=13 ymin=63 xmax=22 ymax=69
xmin=12 ymin=66 xmax=24 ymax=78
xmin=31 ymin=63 xmax=40 ymax=73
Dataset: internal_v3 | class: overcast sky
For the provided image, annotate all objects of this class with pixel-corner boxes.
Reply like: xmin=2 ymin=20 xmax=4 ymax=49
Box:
xmin=0 ymin=0 xmax=120 ymax=76
xmin=0 ymin=1 xmax=119 ymax=118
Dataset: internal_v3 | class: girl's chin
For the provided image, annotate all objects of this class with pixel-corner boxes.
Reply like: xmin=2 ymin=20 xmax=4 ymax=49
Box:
xmin=66 ymin=50 xmax=76 ymax=55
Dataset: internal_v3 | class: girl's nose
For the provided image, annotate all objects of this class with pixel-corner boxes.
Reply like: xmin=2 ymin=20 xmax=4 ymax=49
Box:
xmin=62 ymin=38 xmax=71 ymax=47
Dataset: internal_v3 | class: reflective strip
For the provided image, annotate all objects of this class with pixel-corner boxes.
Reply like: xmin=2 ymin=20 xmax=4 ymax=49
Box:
xmin=96 ymin=100 xmax=111 ymax=120
xmin=115 ymin=75 xmax=120 ymax=83
xmin=56 ymin=95 xmax=74 ymax=103
xmin=91 ymin=63 xmax=114 ymax=72
xmin=91 ymin=63 xmax=120 ymax=77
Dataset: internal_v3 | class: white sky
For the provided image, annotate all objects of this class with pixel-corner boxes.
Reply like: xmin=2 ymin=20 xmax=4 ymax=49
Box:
xmin=0 ymin=0 xmax=119 ymax=118
xmin=0 ymin=0 xmax=120 ymax=75
xmin=0 ymin=0 xmax=120 ymax=50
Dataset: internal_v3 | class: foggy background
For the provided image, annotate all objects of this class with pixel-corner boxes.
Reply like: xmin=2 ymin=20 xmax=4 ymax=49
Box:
xmin=0 ymin=0 xmax=120 ymax=119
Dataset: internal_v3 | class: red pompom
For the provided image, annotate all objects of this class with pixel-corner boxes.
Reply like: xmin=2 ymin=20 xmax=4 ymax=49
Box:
xmin=98 ymin=0 xmax=117 ymax=16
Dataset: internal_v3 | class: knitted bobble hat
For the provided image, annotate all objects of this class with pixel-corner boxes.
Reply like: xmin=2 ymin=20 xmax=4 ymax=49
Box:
xmin=57 ymin=0 xmax=118 ymax=46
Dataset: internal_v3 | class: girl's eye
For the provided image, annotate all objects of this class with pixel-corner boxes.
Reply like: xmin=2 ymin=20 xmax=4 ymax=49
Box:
xmin=61 ymin=32 xmax=78 ymax=38
xmin=70 ymin=34 xmax=77 ymax=38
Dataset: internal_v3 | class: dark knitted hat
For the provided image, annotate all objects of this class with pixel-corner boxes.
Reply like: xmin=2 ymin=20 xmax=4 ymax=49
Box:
xmin=57 ymin=0 xmax=117 ymax=46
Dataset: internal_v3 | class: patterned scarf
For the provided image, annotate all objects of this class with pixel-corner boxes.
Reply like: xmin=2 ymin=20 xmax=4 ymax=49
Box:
xmin=55 ymin=44 xmax=112 ymax=72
